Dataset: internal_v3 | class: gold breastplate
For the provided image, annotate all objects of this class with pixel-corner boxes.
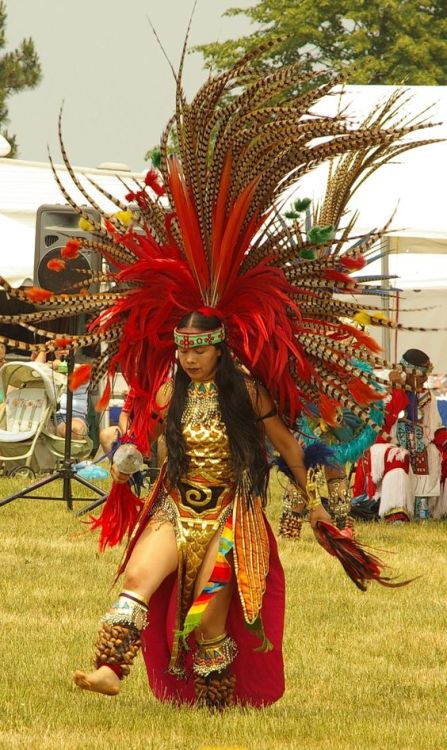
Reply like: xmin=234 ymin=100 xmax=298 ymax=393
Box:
xmin=181 ymin=381 xmax=233 ymax=484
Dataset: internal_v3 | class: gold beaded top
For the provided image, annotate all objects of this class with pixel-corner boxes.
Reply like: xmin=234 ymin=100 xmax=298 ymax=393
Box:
xmin=181 ymin=381 xmax=233 ymax=482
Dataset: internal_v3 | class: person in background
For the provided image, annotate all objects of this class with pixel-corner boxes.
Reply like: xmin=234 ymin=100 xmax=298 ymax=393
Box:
xmin=99 ymin=386 xmax=166 ymax=471
xmin=353 ymin=348 xmax=447 ymax=522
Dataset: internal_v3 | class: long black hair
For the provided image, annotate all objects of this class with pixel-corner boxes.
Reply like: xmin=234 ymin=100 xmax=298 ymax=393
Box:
xmin=165 ymin=312 xmax=269 ymax=502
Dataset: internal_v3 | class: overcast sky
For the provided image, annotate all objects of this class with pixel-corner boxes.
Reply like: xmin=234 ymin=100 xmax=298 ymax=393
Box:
xmin=6 ymin=0 xmax=256 ymax=171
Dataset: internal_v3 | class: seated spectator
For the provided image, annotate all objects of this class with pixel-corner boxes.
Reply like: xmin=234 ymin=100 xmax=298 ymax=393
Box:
xmin=33 ymin=349 xmax=89 ymax=439
xmin=56 ymin=380 xmax=89 ymax=438
xmin=353 ymin=348 xmax=447 ymax=522
xmin=98 ymin=387 xmax=166 ymax=471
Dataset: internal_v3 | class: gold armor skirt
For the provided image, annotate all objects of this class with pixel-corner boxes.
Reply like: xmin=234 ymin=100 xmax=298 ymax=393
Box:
xmin=149 ymin=474 xmax=234 ymax=676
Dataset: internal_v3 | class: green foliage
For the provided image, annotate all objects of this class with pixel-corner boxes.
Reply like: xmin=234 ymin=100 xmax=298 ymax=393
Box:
xmin=293 ymin=197 xmax=312 ymax=213
xmin=0 ymin=1 xmax=42 ymax=157
xmin=299 ymin=248 xmax=316 ymax=260
xmin=144 ymin=129 xmax=178 ymax=164
xmin=196 ymin=0 xmax=447 ymax=85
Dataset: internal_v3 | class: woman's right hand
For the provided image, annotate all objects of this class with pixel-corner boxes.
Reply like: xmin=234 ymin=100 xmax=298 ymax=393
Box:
xmin=111 ymin=463 xmax=131 ymax=484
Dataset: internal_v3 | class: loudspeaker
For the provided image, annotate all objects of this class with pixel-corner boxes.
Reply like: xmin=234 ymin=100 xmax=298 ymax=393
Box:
xmin=34 ymin=204 xmax=102 ymax=294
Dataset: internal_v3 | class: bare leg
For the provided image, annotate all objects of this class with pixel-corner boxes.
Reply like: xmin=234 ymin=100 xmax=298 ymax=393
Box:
xmin=57 ymin=418 xmax=88 ymax=438
xmin=73 ymin=519 xmax=178 ymax=695
xmin=193 ymin=528 xmax=234 ymax=640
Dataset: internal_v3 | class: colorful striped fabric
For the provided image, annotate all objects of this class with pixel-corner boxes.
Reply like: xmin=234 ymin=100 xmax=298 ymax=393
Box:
xmin=176 ymin=514 xmax=234 ymax=643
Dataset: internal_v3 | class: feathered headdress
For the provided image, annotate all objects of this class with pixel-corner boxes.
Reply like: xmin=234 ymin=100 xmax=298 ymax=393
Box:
xmin=0 ymin=42 xmax=439 ymax=456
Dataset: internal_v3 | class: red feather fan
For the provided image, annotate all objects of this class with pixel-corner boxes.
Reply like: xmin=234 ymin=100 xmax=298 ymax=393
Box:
xmin=89 ymin=482 xmax=143 ymax=552
xmin=315 ymin=520 xmax=414 ymax=591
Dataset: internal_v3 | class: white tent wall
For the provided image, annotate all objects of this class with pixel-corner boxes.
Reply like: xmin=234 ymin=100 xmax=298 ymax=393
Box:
xmin=351 ymin=289 xmax=447 ymax=374
xmin=390 ymin=289 xmax=447 ymax=372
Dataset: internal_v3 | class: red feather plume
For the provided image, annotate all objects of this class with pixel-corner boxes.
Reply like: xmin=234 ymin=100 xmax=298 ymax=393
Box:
xmin=340 ymin=254 xmax=366 ymax=271
xmin=341 ymin=324 xmax=383 ymax=354
xmin=68 ymin=364 xmax=91 ymax=391
xmin=95 ymin=379 xmax=112 ymax=412
xmin=348 ymin=377 xmax=385 ymax=406
xmin=319 ymin=393 xmax=340 ymax=427
xmin=47 ymin=258 xmax=66 ymax=272
xmin=61 ymin=239 xmax=81 ymax=259
xmin=53 ymin=337 xmax=74 ymax=347
xmin=24 ymin=287 xmax=53 ymax=302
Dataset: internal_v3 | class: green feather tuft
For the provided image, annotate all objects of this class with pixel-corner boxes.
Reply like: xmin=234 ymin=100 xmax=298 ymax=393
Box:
xmin=308 ymin=224 xmax=335 ymax=243
xmin=300 ymin=248 xmax=316 ymax=260
xmin=293 ymin=197 xmax=311 ymax=212
xmin=150 ymin=147 xmax=161 ymax=169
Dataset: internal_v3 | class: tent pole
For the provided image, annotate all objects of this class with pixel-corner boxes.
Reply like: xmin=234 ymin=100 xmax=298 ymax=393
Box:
xmin=381 ymin=236 xmax=391 ymax=362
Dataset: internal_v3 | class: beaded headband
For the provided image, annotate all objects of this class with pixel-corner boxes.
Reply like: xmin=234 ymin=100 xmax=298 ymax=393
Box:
xmin=400 ymin=355 xmax=433 ymax=374
xmin=174 ymin=326 xmax=226 ymax=350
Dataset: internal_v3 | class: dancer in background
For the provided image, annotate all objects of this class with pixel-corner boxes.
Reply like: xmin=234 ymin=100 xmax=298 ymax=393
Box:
xmin=353 ymin=349 xmax=447 ymax=522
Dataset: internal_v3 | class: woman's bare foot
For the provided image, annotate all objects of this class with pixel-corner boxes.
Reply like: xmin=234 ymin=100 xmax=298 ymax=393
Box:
xmin=73 ymin=666 xmax=120 ymax=696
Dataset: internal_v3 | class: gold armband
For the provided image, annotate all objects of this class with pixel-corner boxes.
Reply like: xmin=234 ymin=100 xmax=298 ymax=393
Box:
xmin=305 ymin=468 xmax=322 ymax=511
xmin=326 ymin=476 xmax=351 ymax=527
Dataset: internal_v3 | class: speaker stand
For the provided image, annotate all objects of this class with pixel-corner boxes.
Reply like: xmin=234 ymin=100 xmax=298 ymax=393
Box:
xmin=0 ymin=352 xmax=107 ymax=511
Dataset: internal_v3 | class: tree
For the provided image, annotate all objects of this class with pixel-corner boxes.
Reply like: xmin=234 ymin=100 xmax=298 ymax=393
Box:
xmin=196 ymin=0 xmax=447 ymax=85
xmin=0 ymin=1 xmax=42 ymax=157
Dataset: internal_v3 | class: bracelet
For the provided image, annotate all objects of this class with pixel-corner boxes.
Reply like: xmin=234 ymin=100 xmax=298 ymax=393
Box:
xmin=283 ymin=482 xmax=308 ymax=513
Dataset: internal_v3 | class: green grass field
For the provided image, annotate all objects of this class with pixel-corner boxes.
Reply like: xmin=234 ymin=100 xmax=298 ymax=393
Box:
xmin=1 ymin=473 xmax=447 ymax=750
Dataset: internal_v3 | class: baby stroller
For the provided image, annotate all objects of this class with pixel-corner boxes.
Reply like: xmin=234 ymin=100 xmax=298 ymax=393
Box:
xmin=0 ymin=360 xmax=92 ymax=479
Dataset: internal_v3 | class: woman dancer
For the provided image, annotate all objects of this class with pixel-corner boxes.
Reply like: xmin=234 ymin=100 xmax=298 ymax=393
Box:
xmin=73 ymin=311 xmax=328 ymax=707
